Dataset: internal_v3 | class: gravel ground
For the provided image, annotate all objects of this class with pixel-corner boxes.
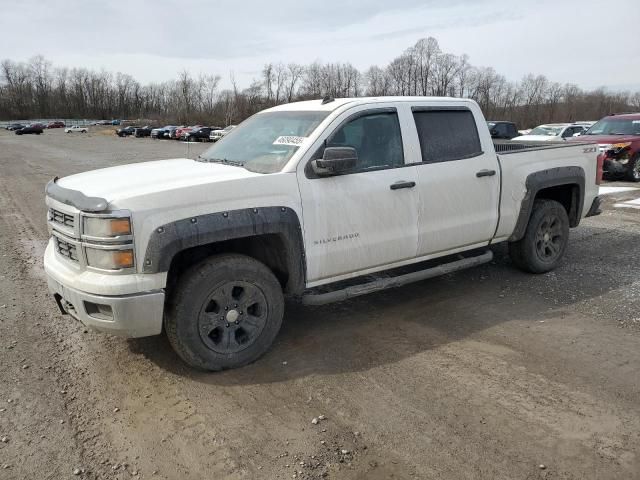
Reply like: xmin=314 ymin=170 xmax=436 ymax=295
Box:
xmin=0 ymin=127 xmax=639 ymax=479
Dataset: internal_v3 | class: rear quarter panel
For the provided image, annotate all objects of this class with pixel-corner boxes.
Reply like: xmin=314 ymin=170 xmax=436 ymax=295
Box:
xmin=495 ymin=142 xmax=599 ymax=241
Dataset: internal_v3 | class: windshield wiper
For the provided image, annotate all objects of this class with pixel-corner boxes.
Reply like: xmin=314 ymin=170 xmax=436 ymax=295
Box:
xmin=202 ymin=157 xmax=245 ymax=167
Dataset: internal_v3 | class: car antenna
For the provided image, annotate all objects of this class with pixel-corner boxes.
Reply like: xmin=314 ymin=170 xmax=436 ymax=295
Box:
xmin=321 ymin=95 xmax=335 ymax=105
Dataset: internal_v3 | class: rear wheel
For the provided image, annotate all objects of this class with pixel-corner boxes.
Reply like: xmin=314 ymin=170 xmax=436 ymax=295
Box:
xmin=509 ymin=199 xmax=570 ymax=273
xmin=166 ymin=254 xmax=284 ymax=371
xmin=626 ymin=154 xmax=640 ymax=182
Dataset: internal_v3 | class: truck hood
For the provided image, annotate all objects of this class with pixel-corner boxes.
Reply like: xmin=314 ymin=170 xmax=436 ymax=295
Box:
xmin=57 ymin=158 xmax=259 ymax=205
xmin=570 ymin=134 xmax=640 ymax=145
xmin=512 ymin=135 xmax=560 ymax=142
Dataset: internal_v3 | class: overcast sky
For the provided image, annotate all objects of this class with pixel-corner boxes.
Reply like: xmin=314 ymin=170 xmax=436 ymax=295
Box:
xmin=1 ymin=0 xmax=639 ymax=91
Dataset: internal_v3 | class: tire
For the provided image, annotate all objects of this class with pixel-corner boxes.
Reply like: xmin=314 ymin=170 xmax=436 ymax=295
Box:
xmin=626 ymin=154 xmax=640 ymax=182
xmin=165 ymin=254 xmax=285 ymax=371
xmin=508 ymin=199 xmax=570 ymax=274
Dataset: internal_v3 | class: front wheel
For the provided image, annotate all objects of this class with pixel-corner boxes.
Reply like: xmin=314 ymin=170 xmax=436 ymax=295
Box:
xmin=626 ymin=154 xmax=640 ymax=182
xmin=166 ymin=254 xmax=285 ymax=371
xmin=509 ymin=199 xmax=570 ymax=274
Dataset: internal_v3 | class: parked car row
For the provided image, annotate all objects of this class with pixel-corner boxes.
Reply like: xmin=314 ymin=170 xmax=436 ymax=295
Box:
xmin=13 ymin=123 xmax=44 ymax=135
xmin=91 ymin=119 xmax=121 ymax=125
xmin=488 ymin=114 xmax=640 ymax=181
xmin=115 ymin=124 xmax=236 ymax=142
xmin=487 ymin=121 xmax=594 ymax=141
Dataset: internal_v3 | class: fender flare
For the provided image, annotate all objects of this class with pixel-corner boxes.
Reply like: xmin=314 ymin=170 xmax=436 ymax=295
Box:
xmin=509 ymin=166 xmax=585 ymax=242
xmin=142 ymin=206 xmax=306 ymax=294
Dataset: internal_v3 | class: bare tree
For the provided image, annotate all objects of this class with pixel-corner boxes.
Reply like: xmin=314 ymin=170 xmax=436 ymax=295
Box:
xmin=286 ymin=63 xmax=303 ymax=102
xmin=0 ymin=41 xmax=638 ymax=128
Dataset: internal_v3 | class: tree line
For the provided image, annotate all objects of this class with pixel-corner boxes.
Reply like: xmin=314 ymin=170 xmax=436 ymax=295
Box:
xmin=1 ymin=37 xmax=639 ymax=128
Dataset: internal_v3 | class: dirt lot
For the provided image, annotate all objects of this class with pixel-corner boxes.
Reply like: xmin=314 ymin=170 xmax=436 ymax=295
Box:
xmin=0 ymin=128 xmax=639 ymax=480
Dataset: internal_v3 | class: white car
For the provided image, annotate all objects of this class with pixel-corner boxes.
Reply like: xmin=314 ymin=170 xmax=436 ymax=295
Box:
xmin=65 ymin=126 xmax=88 ymax=134
xmin=512 ymin=123 xmax=586 ymax=142
xmin=209 ymin=125 xmax=236 ymax=142
xmin=44 ymin=96 xmax=600 ymax=370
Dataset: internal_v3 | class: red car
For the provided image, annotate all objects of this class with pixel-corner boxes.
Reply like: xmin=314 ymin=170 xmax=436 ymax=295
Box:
xmin=47 ymin=121 xmax=65 ymax=129
xmin=572 ymin=113 xmax=640 ymax=181
xmin=174 ymin=125 xmax=203 ymax=140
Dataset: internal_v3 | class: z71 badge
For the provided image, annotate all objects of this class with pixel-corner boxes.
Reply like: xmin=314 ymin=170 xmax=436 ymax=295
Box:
xmin=583 ymin=146 xmax=597 ymax=153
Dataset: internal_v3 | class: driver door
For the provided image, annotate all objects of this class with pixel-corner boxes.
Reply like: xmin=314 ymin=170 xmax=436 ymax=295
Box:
xmin=296 ymin=104 xmax=419 ymax=286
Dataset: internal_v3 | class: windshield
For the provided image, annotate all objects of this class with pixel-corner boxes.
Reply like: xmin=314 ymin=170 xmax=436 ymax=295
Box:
xmin=199 ymin=111 xmax=329 ymax=174
xmin=529 ymin=125 xmax=564 ymax=136
xmin=584 ymin=118 xmax=640 ymax=136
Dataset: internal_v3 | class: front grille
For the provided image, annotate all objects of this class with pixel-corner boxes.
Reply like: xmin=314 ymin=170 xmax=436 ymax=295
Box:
xmin=50 ymin=208 xmax=75 ymax=229
xmin=55 ymin=237 xmax=79 ymax=262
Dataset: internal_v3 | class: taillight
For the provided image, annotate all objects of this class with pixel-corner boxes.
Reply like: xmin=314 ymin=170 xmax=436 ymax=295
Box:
xmin=596 ymin=154 xmax=604 ymax=185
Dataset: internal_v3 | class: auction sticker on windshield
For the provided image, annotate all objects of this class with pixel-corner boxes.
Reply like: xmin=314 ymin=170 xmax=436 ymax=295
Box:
xmin=273 ymin=136 xmax=307 ymax=146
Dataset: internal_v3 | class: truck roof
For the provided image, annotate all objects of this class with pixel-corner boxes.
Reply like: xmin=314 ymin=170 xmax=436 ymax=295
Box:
xmin=264 ymin=96 xmax=470 ymax=113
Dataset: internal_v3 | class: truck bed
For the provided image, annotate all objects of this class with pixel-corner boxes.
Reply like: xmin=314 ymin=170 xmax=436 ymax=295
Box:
xmin=493 ymin=140 xmax=599 ymax=242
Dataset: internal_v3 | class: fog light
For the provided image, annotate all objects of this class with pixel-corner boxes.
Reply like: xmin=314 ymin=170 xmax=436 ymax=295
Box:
xmin=84 ymin=301 xmax=113 ymax=320
xmin=85 ymin=247 xmax=134 ymax=270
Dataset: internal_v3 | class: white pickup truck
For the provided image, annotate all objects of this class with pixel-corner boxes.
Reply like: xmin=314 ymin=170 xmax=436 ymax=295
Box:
xmin=44 ymin=96 xmax=602 ymax=370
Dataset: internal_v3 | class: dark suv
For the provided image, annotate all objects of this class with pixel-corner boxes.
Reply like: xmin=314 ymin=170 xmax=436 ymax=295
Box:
xmin=15 ymin=124 xmax=44 ymax=135
xmin=488 ymin=121 xmax=519 ymax=139
xmin=116 ymin=126 xmax=139 ymax=137
xmin=183 ymin=127 xmax=213 ymax=142
xmin=134 ymin=126 xmax=155 ymax=138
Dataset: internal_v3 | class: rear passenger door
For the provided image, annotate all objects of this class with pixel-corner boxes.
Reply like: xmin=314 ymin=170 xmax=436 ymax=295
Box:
xmin=407 ymin=104 xmax=501 ymax=257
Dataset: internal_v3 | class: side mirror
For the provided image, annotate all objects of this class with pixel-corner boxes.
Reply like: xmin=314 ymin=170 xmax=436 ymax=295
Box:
xmin=311 ymin=147 xmax=358 ymax=176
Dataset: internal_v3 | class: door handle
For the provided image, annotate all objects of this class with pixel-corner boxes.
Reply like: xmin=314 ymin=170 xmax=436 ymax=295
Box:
xmin=476 ymin=169 xmax=496 ymax=178
xmin=390 ymin=181 xmax=416 ymax=190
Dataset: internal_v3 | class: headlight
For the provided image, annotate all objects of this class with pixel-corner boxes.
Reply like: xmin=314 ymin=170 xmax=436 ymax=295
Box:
xmin=612 ymin=142 xmax=632 ymax=150
xmin=85 ymin=247 xmax=134 ymax=270
xmin=83 ymin=217 xmax=131 ymax=237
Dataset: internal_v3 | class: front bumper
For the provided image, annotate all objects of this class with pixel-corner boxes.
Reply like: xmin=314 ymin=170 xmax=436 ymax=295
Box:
xmin=44 ymin=240 xmax=165 ymax=337
xmin=603 ymin=158 xmax=629 ymax=176
xmin=47 ymin=275 xmax=165 ymax=337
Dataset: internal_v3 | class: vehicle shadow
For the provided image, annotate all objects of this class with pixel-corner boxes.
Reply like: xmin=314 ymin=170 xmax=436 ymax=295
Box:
xmin=127 ymin=223 xmax=640 ymax=384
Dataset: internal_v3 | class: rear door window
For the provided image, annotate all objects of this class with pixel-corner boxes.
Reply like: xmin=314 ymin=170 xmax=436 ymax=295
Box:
xmin=412 ymin=109 xmax=483 ymax=163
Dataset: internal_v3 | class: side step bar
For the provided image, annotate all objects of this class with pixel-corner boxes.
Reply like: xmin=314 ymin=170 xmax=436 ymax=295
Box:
xmin=301 ymin=250 xmax=493 ymax=306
